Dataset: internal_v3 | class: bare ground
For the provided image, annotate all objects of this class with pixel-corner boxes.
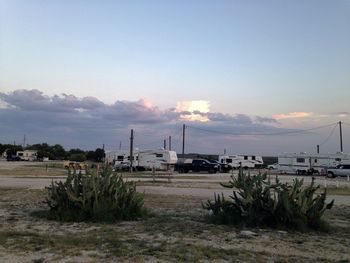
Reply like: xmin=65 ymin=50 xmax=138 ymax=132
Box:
xmin=0 ymin=187 xmax=350 ymax=263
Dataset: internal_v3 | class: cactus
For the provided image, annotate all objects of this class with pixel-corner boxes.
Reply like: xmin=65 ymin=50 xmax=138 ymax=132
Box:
xmin=45 ymin=166 xmax=145 ymax=222
xmin=203 ymin=169 xmax=333 ymax=231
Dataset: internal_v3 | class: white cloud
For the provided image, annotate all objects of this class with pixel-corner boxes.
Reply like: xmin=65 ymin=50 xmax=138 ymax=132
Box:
xmin=176 ymin=100 xmax=210 ymax=122
xmin=273 ymin=112 xmax=313 ymax=120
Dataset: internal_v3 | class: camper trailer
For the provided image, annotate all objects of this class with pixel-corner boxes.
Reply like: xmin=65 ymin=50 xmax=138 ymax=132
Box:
xmin=107 ymin=149 xmax=177 ymax=171
xmin=136 ymin=149 xmax=178 ymax=171
xmin=16 ymin=150 xmax=37 ymax=161
xmin=277 ymin=153 xmax=350 ymax=175
xmin=218 ymin=154 xmax=264 ymax=169
xmin=105 ymin=150 xmax=137 ymax=166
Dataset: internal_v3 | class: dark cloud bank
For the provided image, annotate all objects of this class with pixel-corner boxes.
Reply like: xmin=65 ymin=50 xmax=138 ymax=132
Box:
xmin=0 ymin=89 xmax=300 ymax=154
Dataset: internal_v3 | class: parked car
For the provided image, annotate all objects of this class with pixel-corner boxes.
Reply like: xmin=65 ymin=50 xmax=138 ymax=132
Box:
xmin=327 ymin=164 xmax=350 ymax=178
xmin=6 ymin=156 xmax=21 ymax=161
xmin=175 ymin=159 xmax=219 ymax=174
xmin=267 ymin=163 xmax=278 ymax=170
xmin=114 ymin=161 xmax=131 ymax=171
xmin=211 ymin=160 xmax=231 ymax=173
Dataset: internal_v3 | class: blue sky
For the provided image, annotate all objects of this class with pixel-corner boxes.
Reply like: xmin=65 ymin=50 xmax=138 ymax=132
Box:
xmin=0 ymin=1 xmax=349 ymax=154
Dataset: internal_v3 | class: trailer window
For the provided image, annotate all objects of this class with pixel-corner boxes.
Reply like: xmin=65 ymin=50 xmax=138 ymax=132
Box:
xmin=117 ymin=156 xmax=124 ymax=161
xmin=335 ymin=158 xmax=341 ymax=162
xmin=244 ymin=156 xmax=248 ymax=160
xmin=252 ymin=156 xmax=256 ymax=160
xmin=297 ymin=158 xmax=305 ymax=163
xmin=226 ymin=158 xmax=232 ymax=163
xmin=156 ymin=154 xmax=163 ymax=158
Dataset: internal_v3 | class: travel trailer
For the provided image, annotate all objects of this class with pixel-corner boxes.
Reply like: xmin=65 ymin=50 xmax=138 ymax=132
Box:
xmin=218 ymin=154 xmax=264 ymax=169
xmin=16 ymin=150 xmax=37 ymax=161
xmin=136 ymin=149 xmax=178 ymax=171
xmin=106 ymin=149 xmax=177 ymax=171
xmin=105 ymin=150 xmax=137 ymax=166
xmin=277 ymin=152 xmax=350 ymax=175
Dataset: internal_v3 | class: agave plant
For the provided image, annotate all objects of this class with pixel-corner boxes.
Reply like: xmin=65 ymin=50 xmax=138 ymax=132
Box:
xmin=203 ymin=168 xmax=333 ymax=231
xmin=45 ymin=166 xmax=145 ymax=222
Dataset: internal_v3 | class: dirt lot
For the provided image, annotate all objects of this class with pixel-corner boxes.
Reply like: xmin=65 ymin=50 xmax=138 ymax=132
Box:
xmin=0 ymin=161 xmax=350 ymax=262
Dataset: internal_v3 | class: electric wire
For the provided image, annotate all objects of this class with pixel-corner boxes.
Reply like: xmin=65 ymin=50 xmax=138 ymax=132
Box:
xmin=318 ymin=123 xmax=338 ymax=146
xmin=186 ymin=122 xmax=338 ymax=136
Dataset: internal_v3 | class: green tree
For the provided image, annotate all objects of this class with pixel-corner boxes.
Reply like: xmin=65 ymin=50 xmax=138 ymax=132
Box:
xmin=94 ymin=148 xmax=105 ymax=162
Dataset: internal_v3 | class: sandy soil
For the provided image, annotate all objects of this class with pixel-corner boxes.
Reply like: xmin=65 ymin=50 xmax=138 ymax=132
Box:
xmin=0 ymin=188 xmax=349 ymax=262
xmin=0 ymin=162 xmax=350 ymax=262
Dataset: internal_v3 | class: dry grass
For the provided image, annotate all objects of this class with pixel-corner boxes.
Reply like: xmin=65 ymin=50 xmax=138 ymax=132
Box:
xmin=0 ymin=187 xmax=350 ymax=262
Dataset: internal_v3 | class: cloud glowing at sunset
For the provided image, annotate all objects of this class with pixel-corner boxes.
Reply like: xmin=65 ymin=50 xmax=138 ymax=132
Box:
xmin=176 ymin=100 xmax=210 ymax=122
xmin=273 ymin=112 xmax=313 ymax=120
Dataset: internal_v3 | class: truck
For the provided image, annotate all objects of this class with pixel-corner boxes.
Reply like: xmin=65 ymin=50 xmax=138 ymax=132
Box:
xmin=175 ymin=159 xmax=219 ymax=174
xmin=277 ymin=152 xmax=350 ymax=175
xmin=326 ymin=164 xmax=350 ymax=178
xmin=218 ymin=154 xmax=264 ymax=169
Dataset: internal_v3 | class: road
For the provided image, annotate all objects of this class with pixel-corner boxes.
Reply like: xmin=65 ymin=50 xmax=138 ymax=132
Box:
xmin=0 ymin=174 xmax=349 ymax=205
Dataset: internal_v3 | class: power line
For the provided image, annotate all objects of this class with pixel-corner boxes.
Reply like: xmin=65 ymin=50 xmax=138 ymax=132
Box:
xmin=186 ymin=122 xmax=338 ymax=136
xmin=319 ymin=123 xmax=338 ymax=146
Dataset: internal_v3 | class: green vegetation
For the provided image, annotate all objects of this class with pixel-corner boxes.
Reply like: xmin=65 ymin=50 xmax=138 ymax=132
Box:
xmin=203 ymin=169 xmax=334 ymax=231
xmin=0 ymin=142 xmax=105 ymax=162
xmin=40 ymin=166 xmax=146 ymax=222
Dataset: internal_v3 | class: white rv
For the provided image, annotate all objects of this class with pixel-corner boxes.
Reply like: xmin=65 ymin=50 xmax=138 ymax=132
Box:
xmin=277 ymin=152 xmax=350 ymax=175
xmin=218 ymin=154 xmax=264 ymax=169
xmin=16 ymin=150 xmax=37 ymax=161
xmin=106 ymin=149 xmax=177 ymax=171
xmin=136 ymin=149 xmax=178 ymax=171
xmin=105 ymin=150 xmax=137 ymax=166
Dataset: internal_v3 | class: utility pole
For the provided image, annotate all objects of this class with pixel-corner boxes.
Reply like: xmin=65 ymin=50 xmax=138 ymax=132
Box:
xmin=130 ymin=129 xmax=134 ymax=173
xmin=339 ymin=121 xmax=343 ymax=152
xmin=119 ymin=141 xmax=122 ymax=150
xmin=23 ymin=135 xmax=26 ymax=148
xmin=224 ymin=148 xmax=226 ymax=155
xmin=182 ymin=124 xmax=186 ymax=157
xmin=317 ymin=145 xmax=319 ymax=154
xmin=163 ymin=139 xmax=166 ymax=150
xmin=169 ymin=136 xmax=172 ymax=151
xmin=102 ymin=143 xmax=105 ymax=162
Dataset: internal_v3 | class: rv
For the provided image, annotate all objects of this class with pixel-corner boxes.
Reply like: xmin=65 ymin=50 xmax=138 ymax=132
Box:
xmin=218 ymin=154 xmax=264 ymax=169
xmin=277 ymin=152 xmax=350 ymax=175
xmin=136 ymin=149 xmax=178 ymax=171
xmin=105 ymin=150 xmax=137 ymax=166
xmin=16 ymin=150 xmax=37 ymax=161
xmin=106 ymin=149 xmax=177 ymax=171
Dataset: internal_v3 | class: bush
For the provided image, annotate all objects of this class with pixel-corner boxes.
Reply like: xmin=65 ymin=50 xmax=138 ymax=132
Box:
xmin=203 ymin=169 xmax=334 ymax=231
xmin=44 ymin=166 xmax=146 ymax=222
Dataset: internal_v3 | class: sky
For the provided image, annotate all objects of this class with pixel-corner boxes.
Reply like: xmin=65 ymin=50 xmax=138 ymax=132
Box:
xmin=0 ymin=0 xmax=349 ymax=155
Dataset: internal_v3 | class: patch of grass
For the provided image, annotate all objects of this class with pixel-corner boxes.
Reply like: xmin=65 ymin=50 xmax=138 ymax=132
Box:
xmin=319 ymin=187 xmax=350 ymax=196
xmin=0 ymin=229 xmax=125 ymax=256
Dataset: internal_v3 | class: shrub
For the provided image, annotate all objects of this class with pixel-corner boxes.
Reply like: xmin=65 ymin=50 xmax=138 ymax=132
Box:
xmin=203 ymin=169 xmax=334 ymax=231
xmin=44 ymin=166 xmax=146 ymax=222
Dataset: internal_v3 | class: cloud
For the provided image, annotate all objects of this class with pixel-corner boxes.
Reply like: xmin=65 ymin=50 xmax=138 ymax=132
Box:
xmin=0 ymin=89 xmax=301 ymax=152
xmin=273 ymin=112 xmax=313 ymax=120
xmin=255 ymin=116 xmax=278 ymax=123
xmin=333 ymin=112 xmax=349 ymax=118
xmin=176 ymin=100 xmax=210 ymax=122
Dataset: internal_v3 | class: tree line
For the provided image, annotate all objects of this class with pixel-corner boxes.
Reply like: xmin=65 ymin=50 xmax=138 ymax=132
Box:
xmin=0 ymin=143 xmax=105 ymax=162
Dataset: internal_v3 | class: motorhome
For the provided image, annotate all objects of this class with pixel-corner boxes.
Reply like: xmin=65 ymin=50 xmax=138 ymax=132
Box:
xmin=105 ymin=150 xmax=137 ymax=166
xmin=218 ymin=154 xmax=264 ymax=169
xmin=106 ymin=149 xmax=177 ymax=171
xmin=136 ymin=149 xmax=178 ymax=171
xmin=277 ymin=152 xmax=350 ymax=175
xmin=16 ymin=150 xmax=37 ymax=161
